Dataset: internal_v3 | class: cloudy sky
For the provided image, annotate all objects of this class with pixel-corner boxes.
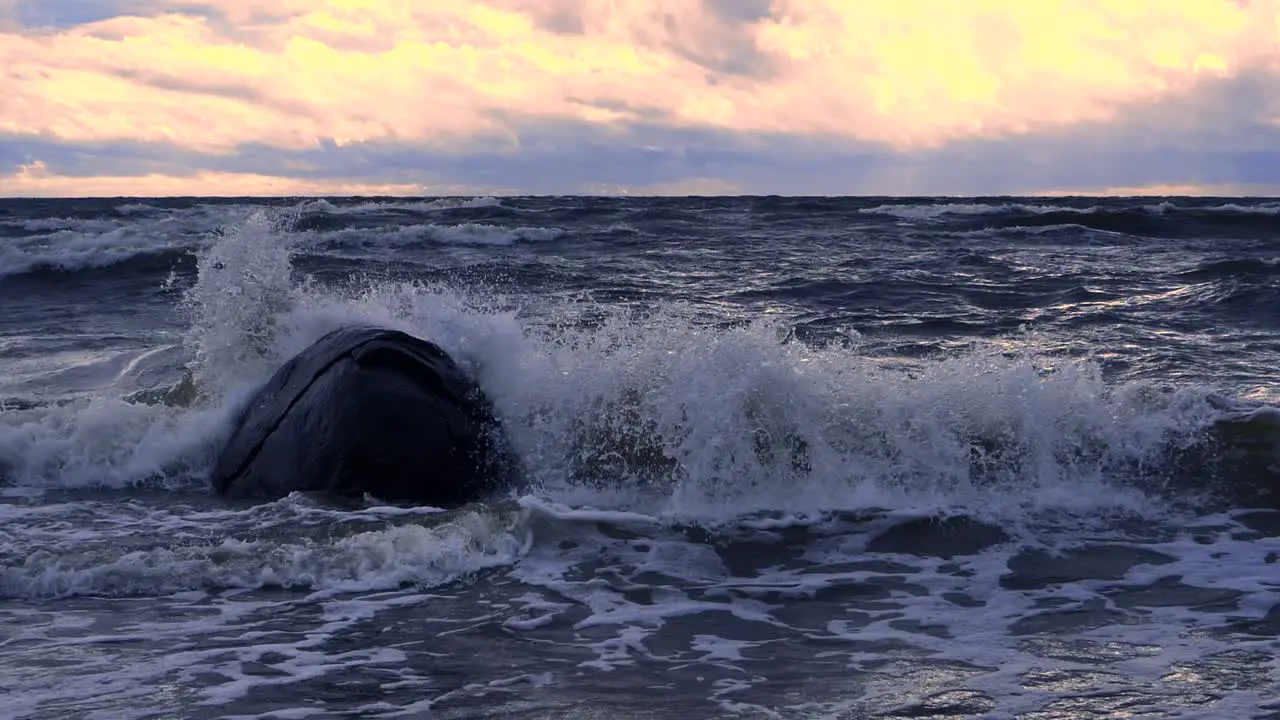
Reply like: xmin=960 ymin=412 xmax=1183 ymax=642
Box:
xmin=2 ymin=0 xmax=1279 ymax=197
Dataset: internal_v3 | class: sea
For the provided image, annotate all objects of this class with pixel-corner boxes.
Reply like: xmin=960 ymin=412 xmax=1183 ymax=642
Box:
xmin=1 ymin=195 xmax=1278 ymax=719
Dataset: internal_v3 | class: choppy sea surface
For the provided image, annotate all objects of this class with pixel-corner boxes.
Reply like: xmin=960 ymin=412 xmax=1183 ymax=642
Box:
xmin=1 ymin=195 xmax=1278 ymax=719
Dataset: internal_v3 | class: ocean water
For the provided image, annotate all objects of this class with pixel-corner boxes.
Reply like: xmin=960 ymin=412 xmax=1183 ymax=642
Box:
xmin=1 ymin=195 xmax=1278 ymax=719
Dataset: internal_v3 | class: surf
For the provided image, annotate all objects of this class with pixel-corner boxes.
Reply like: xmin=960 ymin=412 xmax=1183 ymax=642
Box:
xmin=2 ymin=207 xmax=1273 ymax=521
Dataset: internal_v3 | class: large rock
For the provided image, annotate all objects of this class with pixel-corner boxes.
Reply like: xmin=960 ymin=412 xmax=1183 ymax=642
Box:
xmin=210 ymin=326 xmax=513 ymax=506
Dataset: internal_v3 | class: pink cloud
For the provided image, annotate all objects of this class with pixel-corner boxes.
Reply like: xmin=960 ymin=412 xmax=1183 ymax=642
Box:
xmin=0 ymin=1 xmax=1277 ymax=155
xmin=1035 ymin=181 xmax=1280 ymax=197
xmin=0 ymin=160 xmax=502 ymax=197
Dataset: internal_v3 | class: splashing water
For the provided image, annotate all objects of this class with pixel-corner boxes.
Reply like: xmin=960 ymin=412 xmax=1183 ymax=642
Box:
xmin=0 ymin=204 xmax=1251 ymax=519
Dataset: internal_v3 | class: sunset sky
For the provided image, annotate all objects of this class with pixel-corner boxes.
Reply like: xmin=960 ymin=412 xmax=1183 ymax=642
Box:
xmin=2 ymin=0 xmax=1279 ymax=197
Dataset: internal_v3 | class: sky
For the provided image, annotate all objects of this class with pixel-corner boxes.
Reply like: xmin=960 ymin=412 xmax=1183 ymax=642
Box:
xmin=2 ymin=0 xmax=1280 ymax=197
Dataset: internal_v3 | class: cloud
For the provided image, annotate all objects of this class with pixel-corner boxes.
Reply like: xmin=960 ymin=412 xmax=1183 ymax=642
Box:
xmin=0 ymin=0 xmax=16 ymax=30
xmin=4 ymin=1 xmax=1277 ymax=149
xmin=1035 ymin=182 xmax=1280 ymax=197
xmin=0 ymin=1 xmax=1278 ymax=195
xmin=0 ymin=159 xmax=495 ymax=197
xmin=584 ymin=176 xmax=746 ymax=196
xmin=12 ymin=0 xmax=137 ymax=29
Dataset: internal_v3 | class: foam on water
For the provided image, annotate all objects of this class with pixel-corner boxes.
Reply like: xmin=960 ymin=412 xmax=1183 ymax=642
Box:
xmin=0 ymin=495 xmax=532 ymax=599
xmin=492 ymin=499 xmax=1280 ymax=716
xmin=4 ymin=495 xmax=1277 ymax=717
xmin=0 ymin=394 xmax=225 ymax=491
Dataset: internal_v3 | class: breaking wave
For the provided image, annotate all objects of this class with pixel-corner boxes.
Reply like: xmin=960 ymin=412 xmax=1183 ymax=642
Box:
xmin=1 ymin=208 xmax=1273 ymax=520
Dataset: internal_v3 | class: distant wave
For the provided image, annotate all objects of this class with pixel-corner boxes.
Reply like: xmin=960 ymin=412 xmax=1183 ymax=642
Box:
xmin=860 ymin=200 xmax=1280 ymax=240
xmin=0 ymin=204 xmax=260 ymax=281
xmin=421 ymin=222 xmax=565 ymax=245
xmin=862 ymin=200 xmax=1280 ymax=222
xmin=0 ymin=247 xmax=197 ymax=282
xmin=951 ymin=223 xmax=1107 ymax=238
xmin=2 ymin=217 xmax=78 ymax=232
xmin=0 ymin=233 xmax=197 ymax=280
xmin=300 ymin=197 xmax=504 ymax=215
xmin=0 ymin=219 xmax=564 ymax=280
xmin=0 ymin=201 xmax=562 ymax=280
xmin=114 ymin=202 xmax=160 ymax=216
xmin=304 ymin=222 xmax=567 ymax=250
xmin=1199 ymin=202 xmax=1280 ymax=215
xmin=1176 ymin=257 xmax=1280 ymax=281
xmin=860 ymin=203 xmax=1087 ymax=220
xmin=1007 ymin=210 xmax=1280 ymax=239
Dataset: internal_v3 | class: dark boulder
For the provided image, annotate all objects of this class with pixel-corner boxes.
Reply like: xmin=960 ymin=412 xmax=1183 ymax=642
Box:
xmin=210 ymin=326 xmax=514 ymax=506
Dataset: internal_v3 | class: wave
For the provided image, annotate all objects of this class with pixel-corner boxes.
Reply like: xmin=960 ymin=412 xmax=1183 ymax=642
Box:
xmin=0 ymin=204 xmax=257 ymax=281
xmin=1013 ymin=211 xmax=1278 ymax=241
xmin=302 ymin=222 xmax=567 ymax=250
xmin=862 ymin=199 xmax=1280 ymax=221
xmin=1 ymin=209 xmax=1275 ymax=523
xmin=300 ymin=197 xmax=504 ymax=216
xmin=1175 ymin=257 xmax=1280 ymax=281
xmin=1200 ymin=202 xmax=1280 ymax=215
xmin=0 ymin=204 xmax=557 ymax=281
xmin=622 ymin=206 xmax=705 ymax=223
xmin=0 ymin=216 xmax=120 ymax=234
xmin=1123 ymin=200 xmax=1280 ymax=217
xmin=114 ymin=202 xmax=160 ymax=216
xmin=860 ymin=199 xmax=1280 ymax=240
xmin=0 ymin=498 xmax=532 ymax=599
xmin=951 ymin=222 xmax=1107 ymax=239
xmin=860 ymin=202 xmax=1087 ymax=220
xmin=1 ymin=247 xmax=198 ymax=283
xmin=0 ymin=232 xmax=197 ymax=280
xmin=407 ymin=222 xmax=564 ymax=245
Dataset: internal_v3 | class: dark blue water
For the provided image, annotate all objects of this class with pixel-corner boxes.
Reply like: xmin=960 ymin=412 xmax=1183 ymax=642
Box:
xmin=1 ymin=196 xmax=1278 ymax=719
